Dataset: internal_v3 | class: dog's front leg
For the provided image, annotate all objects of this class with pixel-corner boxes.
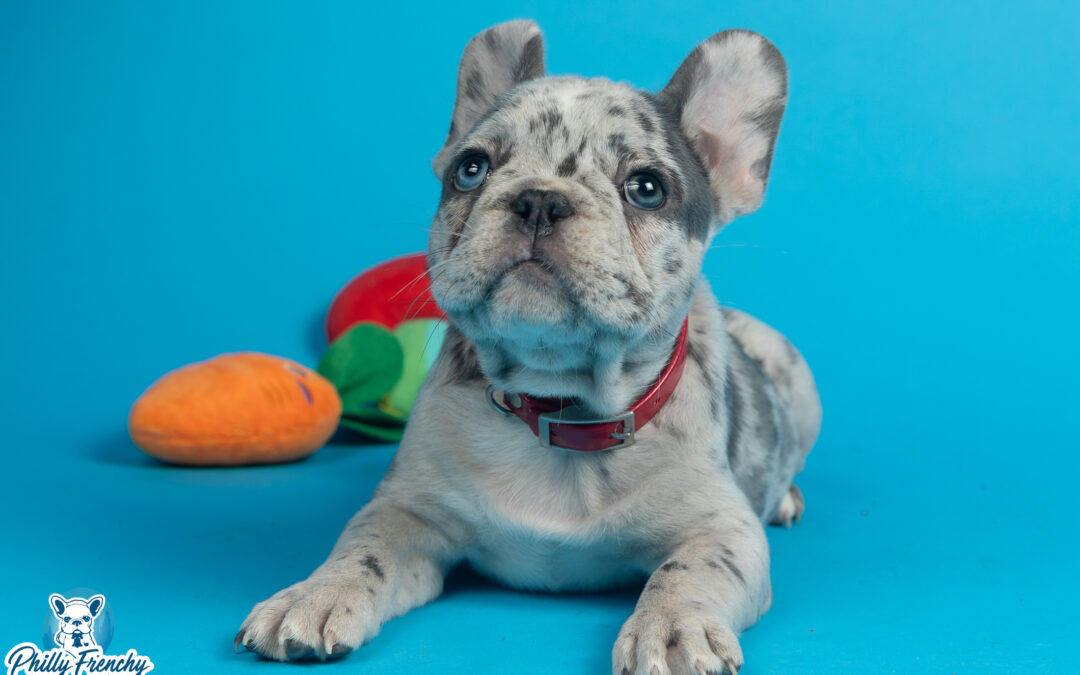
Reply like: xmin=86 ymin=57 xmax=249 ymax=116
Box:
xmin=236 ymin=496 xmax=465 ymax=661
xmin=613 ymin=513 xmax=771 ymax=675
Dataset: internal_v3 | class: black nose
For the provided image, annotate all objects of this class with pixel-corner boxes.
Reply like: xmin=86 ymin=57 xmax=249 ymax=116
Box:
xmin=509 ymin=189 xmax=574 ymax=238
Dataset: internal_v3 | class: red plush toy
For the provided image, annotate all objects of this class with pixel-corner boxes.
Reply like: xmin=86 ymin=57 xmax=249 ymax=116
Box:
xmin=318 ymin=253 xmax=447 ymax=441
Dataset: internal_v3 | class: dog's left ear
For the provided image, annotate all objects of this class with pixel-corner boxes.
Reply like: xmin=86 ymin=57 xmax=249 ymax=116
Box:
xmin=433 ymin=20 xmax=546 ymax=176
xmin=49 ymin=594 xmax=68 ymax=618
xmin=659 ymin=30 xmax=787 ymax=228
xmin=86 ymin=595 xmax=105 ymax=618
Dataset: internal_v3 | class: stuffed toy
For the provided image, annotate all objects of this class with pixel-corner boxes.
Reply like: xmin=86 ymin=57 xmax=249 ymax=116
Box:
xmin=319 ymin=253 xmax=446 ymax=441
xmin=128 ymin=253 xmax=445 ymax=465
xmin=128 ymin=353 xmax=341 ymax=465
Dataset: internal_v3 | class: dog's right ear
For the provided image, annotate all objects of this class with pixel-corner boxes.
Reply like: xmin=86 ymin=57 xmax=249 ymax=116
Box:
xmin=433 ymin=20 xmax=545 ymax=177
xmin=658 ymin=30 xmax=788 ymax=229
xmin=49 ymin=594 xmax=67 ymax=618
xmin=86 ymin=595 xmax=105 ymax=618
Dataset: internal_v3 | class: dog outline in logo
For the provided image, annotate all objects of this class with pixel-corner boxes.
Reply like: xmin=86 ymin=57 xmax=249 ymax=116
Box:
xmin=48 ymin=594 xmax=105 ymax=657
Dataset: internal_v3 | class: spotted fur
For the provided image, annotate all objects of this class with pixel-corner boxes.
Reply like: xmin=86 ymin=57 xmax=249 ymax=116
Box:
xmin=236 ymin=21 xmax=820 ymax=675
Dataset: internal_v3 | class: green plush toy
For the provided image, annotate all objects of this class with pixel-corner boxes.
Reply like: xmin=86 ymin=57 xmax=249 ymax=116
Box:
xmin=317 ymin=253 xmax=446 ymax=441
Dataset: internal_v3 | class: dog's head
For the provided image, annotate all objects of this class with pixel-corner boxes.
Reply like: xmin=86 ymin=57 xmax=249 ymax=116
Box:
xmin=49 ymin=594 xmax=104 ymax=639
xmin=428 ymin=21 xmax=786 ymax=414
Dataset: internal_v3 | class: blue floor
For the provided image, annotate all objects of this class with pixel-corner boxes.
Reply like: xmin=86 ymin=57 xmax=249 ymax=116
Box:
xmin=2 ymin=1 xmax=1078 ymax=673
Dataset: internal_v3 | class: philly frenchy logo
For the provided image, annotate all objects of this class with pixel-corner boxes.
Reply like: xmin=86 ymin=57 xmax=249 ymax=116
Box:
xmin=4 ymin=593 xmax=154 ymax=675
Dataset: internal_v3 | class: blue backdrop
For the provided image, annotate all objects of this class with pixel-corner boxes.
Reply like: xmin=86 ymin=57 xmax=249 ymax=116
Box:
xmin=2 ymin=1 xmax=1077 ymax=673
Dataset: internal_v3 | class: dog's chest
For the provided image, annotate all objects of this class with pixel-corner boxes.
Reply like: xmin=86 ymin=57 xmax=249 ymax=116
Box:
xmin=462 ymin=463 xmax=650 ymax=591
xmin=466 ymin=518 xmax=646 ymax=591
xmin=448 ymin=413 xmax=706 ymax=590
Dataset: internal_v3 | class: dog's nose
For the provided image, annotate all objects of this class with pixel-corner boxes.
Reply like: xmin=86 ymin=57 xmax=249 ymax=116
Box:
xmin=509 ymin=189 xmax=574 ymax=238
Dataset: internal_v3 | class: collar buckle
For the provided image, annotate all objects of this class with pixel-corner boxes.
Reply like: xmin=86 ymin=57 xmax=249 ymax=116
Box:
xmin=538 ymin=409 xmax=636 ymax=452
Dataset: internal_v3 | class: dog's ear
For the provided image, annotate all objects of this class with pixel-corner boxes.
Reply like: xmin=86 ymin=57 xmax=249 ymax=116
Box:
xmin=433 ymin=20 xmax=545 ymax=176
xmin=86 ymin=595 xmax=105 ymax=618
xmin=659 ymin=30 xmax=787 ymax=228
xmin=49 ymin=594 xmax=68 ymax=618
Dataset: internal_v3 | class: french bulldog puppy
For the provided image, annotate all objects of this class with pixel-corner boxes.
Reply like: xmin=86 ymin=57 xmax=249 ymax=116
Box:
xmin=236 ymin=20 xmax=820 ymax=675
xmin=50 ymin=594 xmax=104 ymax=657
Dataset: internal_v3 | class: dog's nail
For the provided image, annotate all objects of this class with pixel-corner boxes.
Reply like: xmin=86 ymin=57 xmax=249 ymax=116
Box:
xmin=233 ymin=631 xmax=246 ymax=652
xmin=284 ymin=638 xmax=312 ymax=660
xmin=330 ymin=643 xmax=352 ymax=656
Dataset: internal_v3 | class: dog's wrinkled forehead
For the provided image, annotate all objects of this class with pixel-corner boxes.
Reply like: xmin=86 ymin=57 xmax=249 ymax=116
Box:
xmin=453 ymin=75 xmax=712 ymax=240
xmin=471 ymin=78 xmax=665 ymax=168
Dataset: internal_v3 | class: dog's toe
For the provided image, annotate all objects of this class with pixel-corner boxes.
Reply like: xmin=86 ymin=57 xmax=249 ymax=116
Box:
xmin=614 ymin=610 xmax=742 ymax=675
xmin=236 ymin=579 xmax=379 ymax=662
xmin=770 ymin=484 xmax=805 ymax=528
xmin=284 ymin=638 xmax=314 ymax=660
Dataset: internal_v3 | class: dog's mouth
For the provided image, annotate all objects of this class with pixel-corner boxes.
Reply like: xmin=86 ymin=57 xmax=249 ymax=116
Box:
xmin=500 ymin=255 xmax=560 ymax=287
xmin=486 ymin=251 xmax=569 ymax=299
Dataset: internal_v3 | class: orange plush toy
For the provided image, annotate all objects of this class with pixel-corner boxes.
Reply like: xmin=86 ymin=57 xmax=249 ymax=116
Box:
xmin=129 ymin=353 xmax=342 ymax=466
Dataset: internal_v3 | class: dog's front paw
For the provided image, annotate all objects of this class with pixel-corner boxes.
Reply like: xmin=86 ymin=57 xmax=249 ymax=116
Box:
xmin=612 ymin=609 xmax=743 ymax=675
xmin=235 ymin=578 xmax=381 ymax=661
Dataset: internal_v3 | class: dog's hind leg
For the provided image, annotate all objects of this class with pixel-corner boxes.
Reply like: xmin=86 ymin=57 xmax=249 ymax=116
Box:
xmin=722 ymin=308 xmax=821 ymax=460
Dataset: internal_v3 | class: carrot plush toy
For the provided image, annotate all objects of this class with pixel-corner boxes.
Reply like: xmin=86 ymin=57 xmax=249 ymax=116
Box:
xmin=128 ymin=253 xmax=445 ymax=465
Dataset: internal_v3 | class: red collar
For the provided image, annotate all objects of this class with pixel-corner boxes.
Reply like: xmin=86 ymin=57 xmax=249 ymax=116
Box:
xmin=486 ymin=317 xmax=689 ymax=452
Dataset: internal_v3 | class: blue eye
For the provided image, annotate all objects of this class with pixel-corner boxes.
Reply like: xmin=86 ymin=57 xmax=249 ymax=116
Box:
xmin=453 ymin=153 xmax=490 ymax=191
xmin=624 ymin=171 xmax=666 ymax=210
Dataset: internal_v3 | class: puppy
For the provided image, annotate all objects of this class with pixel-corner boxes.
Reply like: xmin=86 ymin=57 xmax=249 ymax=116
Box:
xmin=236 ymin=20 xmax=821 ymax=675
xmin=50 ymin=594 xmax=104 ymax=657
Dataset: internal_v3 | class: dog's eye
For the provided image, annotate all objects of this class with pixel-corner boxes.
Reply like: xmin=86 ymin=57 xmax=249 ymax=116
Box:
xmin=64 ymin=617 xmax=70 ymax=623
xmin=453 ymin=153 xmax=490 ymax=192
xmin=623 ymin=171 xmax=666 ymax=210
xmin=83 ymin=616 xmax=90 ymax=622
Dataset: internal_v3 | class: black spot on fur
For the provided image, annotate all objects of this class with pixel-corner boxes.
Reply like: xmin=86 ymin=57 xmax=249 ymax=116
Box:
xmin=514 ymin=34 xmax=545 ymax=83
xmin=612 ymin=271 xmax=651 ymax=311
xmin=608 ymin=104 xmax=627 ymax=117
xmin=636 ymin=109 xmax=656 ymax=133
xmin=726 ymin=375 xmax=743 ymax=471
xmin=688 ymin=332 xmax=721 ymax=419
xmin=557 ymin=154 xmax=577 ymax=177
xmin=495 ymin=139 xmax=516 ymax=168
xmin=361 ymin=554 xmax=385 ymax=580
xmin=608 ymin=133 xmax=631 ymax=158
xmin=538 ymin=109 xmax=564 ymax=135
xmin=667 ymin=629 xmax=681 ymax=648
xmin=464 ymin=68 xmax=485 ymax=101
xmin=660 ymin=560 xmax=689 ymax=573
xmin=720 ymin=557 xmax=746 ymax=585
